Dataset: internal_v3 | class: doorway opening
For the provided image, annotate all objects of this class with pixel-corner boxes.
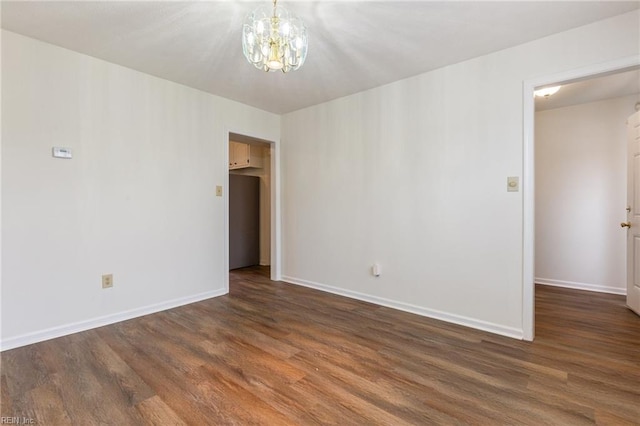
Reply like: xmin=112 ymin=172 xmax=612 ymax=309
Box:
xmin=534 ymin=71 xmax=638 ymax=295
xmin=226 ymin=131 xmax=280 ymax=291
xmin=523 ymin=57 xmax=640 ymax=340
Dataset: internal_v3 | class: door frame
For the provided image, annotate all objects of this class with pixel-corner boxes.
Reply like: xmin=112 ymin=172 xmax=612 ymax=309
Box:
xmin=522 ymin=55 xmax=640 ymax=341
xmin=224 ymin=129 xmax=282 ymax=292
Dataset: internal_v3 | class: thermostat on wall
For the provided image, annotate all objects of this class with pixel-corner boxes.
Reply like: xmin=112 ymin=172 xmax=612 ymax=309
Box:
xmin=52 ymin=147 xmax=73 ymax=159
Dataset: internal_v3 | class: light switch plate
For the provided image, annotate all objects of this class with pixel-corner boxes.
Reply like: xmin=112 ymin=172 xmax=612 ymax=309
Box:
xmin=216 ymin=185 xmax=223 ymax=197
xmin=507 ymin=176 xmax=519 ymax=192
xmin=52 ymin=147 xmax=72 ymax=159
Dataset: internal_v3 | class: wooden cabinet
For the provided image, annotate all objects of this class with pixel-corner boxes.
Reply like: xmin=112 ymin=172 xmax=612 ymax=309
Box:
xmin=229 ymin=142 xmax=263 ymax=170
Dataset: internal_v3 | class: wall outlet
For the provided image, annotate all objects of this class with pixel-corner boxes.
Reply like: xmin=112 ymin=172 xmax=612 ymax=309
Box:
xmin=372 ymin=263 xmax=381 ymax=277
xmin=102 ymin=274 xmax=113 ymax=289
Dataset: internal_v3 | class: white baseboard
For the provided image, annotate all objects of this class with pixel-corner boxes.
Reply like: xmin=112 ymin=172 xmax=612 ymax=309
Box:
xmin=1 ymin=289 xmax=227 ymax=352
xmin=281 ymin=276 xmax=523 ymax=340
xmin=535 ymin=278 xmax=626 ymax=295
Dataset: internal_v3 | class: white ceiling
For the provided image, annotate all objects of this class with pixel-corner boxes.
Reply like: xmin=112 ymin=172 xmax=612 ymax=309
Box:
xmin=2 ymin=1 xmax=639 ymax=114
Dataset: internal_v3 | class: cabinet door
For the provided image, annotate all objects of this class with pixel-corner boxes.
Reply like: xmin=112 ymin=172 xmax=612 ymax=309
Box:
xmin=235 ymin=143 xmax=251 ymax=168
xmin=229 ymin=142 xmax=236 ymax=168
xmin=229 ymin=142 xmax=248 ymax=169
xmin=229 ymin=141 xmax=262 ymax=170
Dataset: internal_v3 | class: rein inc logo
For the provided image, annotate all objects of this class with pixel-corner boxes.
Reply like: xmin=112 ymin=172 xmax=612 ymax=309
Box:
xmin=1 ymin=418 xmax=35 ymax=425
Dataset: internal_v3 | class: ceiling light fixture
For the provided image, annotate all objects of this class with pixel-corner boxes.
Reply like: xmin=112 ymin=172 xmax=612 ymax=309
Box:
xmin=242 ymin=0 xmax=308 ymax=73
xmin=534 ymin=86 xmax=561 ymax=98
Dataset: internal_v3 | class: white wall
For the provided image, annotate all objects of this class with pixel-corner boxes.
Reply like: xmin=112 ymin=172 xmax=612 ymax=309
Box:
xmin=1 ymin=30 xmax=280 ymax=349
xmin=281 ymin=11 xmax=640 ymax=338
xmin=535 ymin=95 xmax=638 ymax=294
xmin=3 ymin=11 xmax=638 ymax=348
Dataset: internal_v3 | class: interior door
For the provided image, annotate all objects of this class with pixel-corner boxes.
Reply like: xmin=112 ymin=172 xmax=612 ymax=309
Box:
xmin=229 ymin=174 xmax=260 ymax=270
xmin=625 ymin=110 xmax=640 ymax=315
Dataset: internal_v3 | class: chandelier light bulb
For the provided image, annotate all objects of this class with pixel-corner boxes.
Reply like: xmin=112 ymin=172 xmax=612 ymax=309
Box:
xmin=242 ymin=0 xmax=308 ymax=73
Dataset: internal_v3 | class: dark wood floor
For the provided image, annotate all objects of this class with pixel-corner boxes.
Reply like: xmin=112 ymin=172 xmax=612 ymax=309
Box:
xmin=2 ymin=267 xmax=639 ymax=425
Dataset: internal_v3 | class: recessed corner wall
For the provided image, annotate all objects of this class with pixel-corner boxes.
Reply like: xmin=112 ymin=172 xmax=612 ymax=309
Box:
xmin=280 ymin=10 xmax=640 ymax=338
xmin=0 ymin=30 xmax=280 ymax=350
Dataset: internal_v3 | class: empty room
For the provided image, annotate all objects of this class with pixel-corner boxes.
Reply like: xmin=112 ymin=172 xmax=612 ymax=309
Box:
xmin=1 ymin=1 xmax=639 ymax=424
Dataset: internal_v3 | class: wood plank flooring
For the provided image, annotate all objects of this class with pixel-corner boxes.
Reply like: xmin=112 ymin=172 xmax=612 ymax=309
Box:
xmin=2 ymin=267 xmax=639 ymax=425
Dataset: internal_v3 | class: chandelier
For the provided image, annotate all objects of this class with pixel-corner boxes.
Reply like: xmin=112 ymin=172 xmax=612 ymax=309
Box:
xmin=242 ymin=0 xmax=308 ymax=73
